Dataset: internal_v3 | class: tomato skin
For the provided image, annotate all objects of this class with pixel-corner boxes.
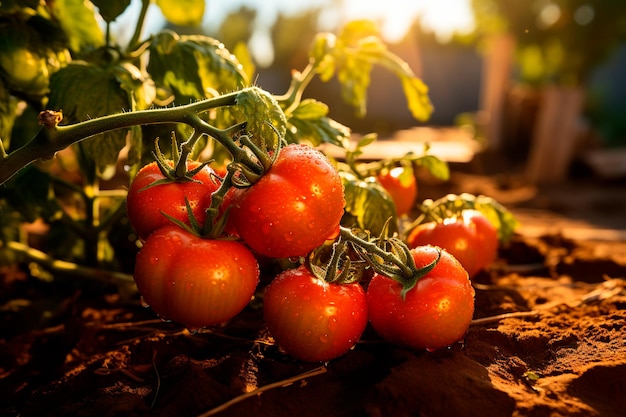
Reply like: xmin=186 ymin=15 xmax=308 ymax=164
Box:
xmin=406 ymin=210 xmax=498 ymax=277
xmin=133 ymin=225 xmax=259 ymax=329
xmin=230 ymin=144 xmax=345 ymax=258
xmin=126 ymin=161 xmax=219 ymax=241
xmin=376 ymin=166 xmax=418 ymax=216
xmin=366 ymin=246 xmax=475 ymax=351
xmin=263 ymin=265 xmax=368 ymax=362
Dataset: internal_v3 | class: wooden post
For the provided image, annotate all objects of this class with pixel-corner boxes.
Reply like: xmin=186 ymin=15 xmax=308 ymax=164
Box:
xmin=478 ymin=34 xmax=516 ymax=151
xmin=525 ymin=86 xmax=585 ymax=183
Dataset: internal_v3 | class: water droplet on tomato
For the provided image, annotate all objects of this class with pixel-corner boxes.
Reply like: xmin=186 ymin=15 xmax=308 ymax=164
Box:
xmin=426 ymin=347 xmax=437 ymax=353
xmin=140 ymin=296 xmax=150 ymax=308
xmin=261 ymin=222 xmax=273 ymax=234
xmin=284 ymin=232 xmax=294 ymax=242
xmin=319 ymin=334 xmax=329 ymax=343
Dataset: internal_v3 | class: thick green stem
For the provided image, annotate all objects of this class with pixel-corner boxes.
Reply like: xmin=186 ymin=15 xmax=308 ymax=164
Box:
xmin=0 ymin=90 xmax=244 ymax=185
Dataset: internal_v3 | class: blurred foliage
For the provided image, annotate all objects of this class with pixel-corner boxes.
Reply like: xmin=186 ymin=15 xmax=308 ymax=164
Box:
xmin=470 ymin=0 xmax=626 ymax=85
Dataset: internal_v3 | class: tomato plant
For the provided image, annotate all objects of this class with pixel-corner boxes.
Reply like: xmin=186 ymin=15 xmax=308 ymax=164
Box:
xmin=126 ymin=160 xmax=220 ymax=241
xmin=263 ymin=264 xmax=368 ymax=362
xmin=230 ymin=143 xmax=345 ymax=258
xmin=366 ymin=245 xmax=475 ymax=351
xmin=133 ymin=224 xmax=259 ymax=329
xmin=376 ymin=165 xmax=418 ymax=216
xmin=406 ymin=209 xmax=498 ymax=277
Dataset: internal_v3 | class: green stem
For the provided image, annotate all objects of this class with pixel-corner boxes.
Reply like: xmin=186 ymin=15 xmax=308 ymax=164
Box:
xmin=274 ymin=62 xmax=317 ymax=115
xmin=339 ymin=226 xmax=414 ymax=279
xmin=0 ymin=90 xmax=244 ymax=185
xmin=127 ymin=0 xmax=151 ymax=52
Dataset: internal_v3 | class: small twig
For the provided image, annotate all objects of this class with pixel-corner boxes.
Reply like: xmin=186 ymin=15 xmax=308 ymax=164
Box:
xmin=150 ymin=349 xmax=161 ymax=409
xmin=471 ymin=311 xmax=540 ymax=326
xmin=6 ymin=240 xmax=135 ymax=287
xmin=197 ymin=366 xmax=328 ymax=417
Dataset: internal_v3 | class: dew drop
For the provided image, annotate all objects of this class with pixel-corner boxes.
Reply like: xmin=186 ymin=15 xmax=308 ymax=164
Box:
xmin=140 ymin=296 xmax=150 ymax=308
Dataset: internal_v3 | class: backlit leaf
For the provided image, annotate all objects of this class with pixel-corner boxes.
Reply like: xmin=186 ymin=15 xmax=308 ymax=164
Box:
xmin=148 ymin=31 xmax=248 ymax=103
xmin=48 ymin=62 xmax=130 ymax=173
xmin=48 ymin=0 xmax=104 ymax=52
xmin=156 ymin=0 xmax=205 ymax=27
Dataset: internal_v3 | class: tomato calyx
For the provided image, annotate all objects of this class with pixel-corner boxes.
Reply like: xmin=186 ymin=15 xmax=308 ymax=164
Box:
xmin=307 ymin=221 xmax=442 ymax=297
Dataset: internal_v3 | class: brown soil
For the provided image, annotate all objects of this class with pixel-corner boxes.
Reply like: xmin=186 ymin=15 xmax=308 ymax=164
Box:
xmin=1 ymin=174 xmax=625 ymax=417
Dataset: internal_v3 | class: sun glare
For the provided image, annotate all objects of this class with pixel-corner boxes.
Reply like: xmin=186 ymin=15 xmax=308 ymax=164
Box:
xmin=339 ymin=0 xmax=475 ymax=43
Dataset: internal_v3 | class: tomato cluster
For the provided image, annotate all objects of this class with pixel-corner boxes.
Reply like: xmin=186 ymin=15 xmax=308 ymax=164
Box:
xmin=126 ymin=142 xmax=487 ymax=363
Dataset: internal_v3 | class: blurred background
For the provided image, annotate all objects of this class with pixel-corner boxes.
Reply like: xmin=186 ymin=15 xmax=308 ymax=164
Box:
xmin=111 ymin=0 xmax=626 ymax=183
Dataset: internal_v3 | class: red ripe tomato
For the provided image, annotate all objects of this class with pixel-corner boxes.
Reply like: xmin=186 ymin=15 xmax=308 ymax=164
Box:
xmin=133 ymin=225 xmax=259 ymax=329
xmin=406 ymin=210 xmax=498 ymax=277
xmin=263 ymin=265 xmax=368 ymax=362
xmin=126 ymin=161 xmax=219 ymax=241
xmin=376 ymin=166 xmax=418 ymax=216
xmin=230 ymin=144 xmax=345 ymax=258
xmin=366 ymin=245 xmax=475 ymax=351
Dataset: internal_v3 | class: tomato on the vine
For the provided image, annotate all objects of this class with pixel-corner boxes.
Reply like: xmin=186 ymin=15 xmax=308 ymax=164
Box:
xmin=376 ymin=166 xmax=417 ymax=216
xmin=263 ymin=265 xmax=368 ymax=362
xmin=133 ymin=225 xmax=259 ymax=329
xmin=230 ymin=143 xmax=345 ymax=258
xmin=126 ymin=161 xmax=219 ymax=241
xmin=406 ymin=209 xmax=498 ymax=277
xmin=366 ymin=245 xmax=474 ymax=351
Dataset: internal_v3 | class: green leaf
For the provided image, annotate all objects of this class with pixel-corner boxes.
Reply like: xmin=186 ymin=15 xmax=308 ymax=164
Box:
xmin=233 ymin=87 xmax=286 ymax=152
xmin=92 ymin=0 xmax=131 ymax=23
xmin=0 ymin=81 xmax=18 ymax=150
xmin=48 ymin=62 xmax=130 ymax=173
xmin=290 ymin=98 xmax=329 ymax=120
xmin=148 ymin=31 xmax=248 ymax=103
xmin=48 ymin=0 xmax=104 ymax=52
xmin=0 ymin=166 xmax=63 ymax=223
xmin=340 ymin=171 xmax=397 ymax=236
xmin=312 ymin=19 xmax=433 ymax=122
xmin=111 ymin=62 xmax=156 ymax=110
xmin=286 ymin=116 xmax=350 ymax=147
xmin=414 ymin=154 xmax=450 ymax=181
xmin=156 ymin=0 xmax=205 ymax=27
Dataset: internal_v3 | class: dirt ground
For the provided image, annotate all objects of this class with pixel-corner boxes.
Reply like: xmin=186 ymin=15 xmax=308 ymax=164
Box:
xmin=1 ymin=169 xmax=625 ymax=417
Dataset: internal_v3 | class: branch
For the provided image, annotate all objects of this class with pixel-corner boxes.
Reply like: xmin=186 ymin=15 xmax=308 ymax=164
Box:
xmin=0 ymin=90 xmax=243 ymax=185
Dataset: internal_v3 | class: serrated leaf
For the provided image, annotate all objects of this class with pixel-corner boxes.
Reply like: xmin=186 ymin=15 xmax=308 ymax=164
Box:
xmin=312 ymin=19 xmax=433 ymax=122
xmin=340 ymin=171 xmax=397 ymax=236
xmin=156 ymin=0 xmax=205 ymax=27
xmin=414 ymin=154 xmax=450 ymax=180
xmin=401 ymin=76 xmax=434 ymax=122
xmin=48 ymin=0 xmax=104 ymax=52
xmin=48 ymin=62 xmax=130 ymax=173
xmin=289 ymin=99 xmax=329 ymax=120
xmin=148 ymin=31 xmax=248 ymax=103
xmin=233 ymin=87 xmax=286 ymax=151
xmin=232 ymin=41 xmax=255 ymax=82
xmin=286 ymin=116 xmax=350 ymax=147
xmin=92 ymin=0 xmax=131 ymax=23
